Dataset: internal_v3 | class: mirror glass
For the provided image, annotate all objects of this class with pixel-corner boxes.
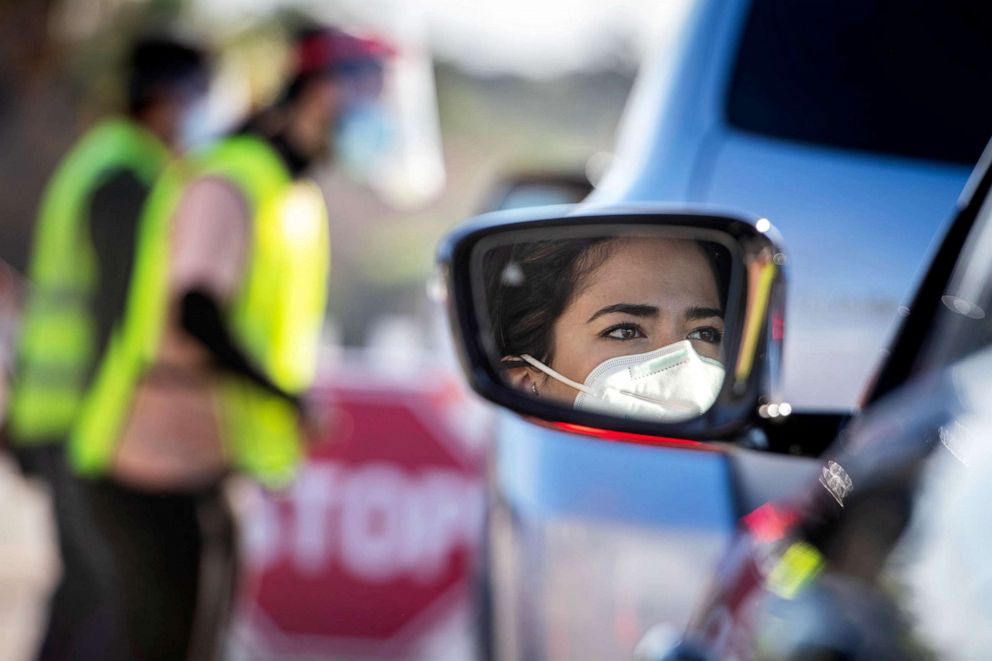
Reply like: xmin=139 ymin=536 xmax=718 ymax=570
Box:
xmin=472 ymin=224 xmax=740 ymax=423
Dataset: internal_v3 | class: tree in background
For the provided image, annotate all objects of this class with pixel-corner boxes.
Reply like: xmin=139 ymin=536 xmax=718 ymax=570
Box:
xmin=0 ymin=0 xmax=188 ymax=271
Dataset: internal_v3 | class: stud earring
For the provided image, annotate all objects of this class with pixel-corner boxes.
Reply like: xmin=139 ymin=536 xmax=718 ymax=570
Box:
xmin=531 ymin=381 xmax=539 ymax=396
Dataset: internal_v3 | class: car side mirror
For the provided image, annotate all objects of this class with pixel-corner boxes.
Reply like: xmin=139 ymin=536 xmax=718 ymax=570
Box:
xmin=436 ymin=205 xmax=788 ymax=442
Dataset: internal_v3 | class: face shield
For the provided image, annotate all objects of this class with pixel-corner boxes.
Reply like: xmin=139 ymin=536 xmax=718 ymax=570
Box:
xmin=330 ymin=44 xmax=445 ymax=209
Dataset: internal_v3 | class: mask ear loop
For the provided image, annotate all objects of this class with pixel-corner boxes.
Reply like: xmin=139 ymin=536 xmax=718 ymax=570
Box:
xmin=519 ymin=354 xmax=592 ymax=395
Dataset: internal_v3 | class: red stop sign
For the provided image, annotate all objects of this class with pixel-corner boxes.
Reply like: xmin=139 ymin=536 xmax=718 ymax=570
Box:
xmin=235 ymin=364 xmax=488 ymax=655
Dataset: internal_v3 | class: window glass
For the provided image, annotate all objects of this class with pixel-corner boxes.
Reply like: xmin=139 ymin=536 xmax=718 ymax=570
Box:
xmin=920 ymin=186 xmax=992 ymax=369
xmin=727 ymin=0 xmax=992 ymax=164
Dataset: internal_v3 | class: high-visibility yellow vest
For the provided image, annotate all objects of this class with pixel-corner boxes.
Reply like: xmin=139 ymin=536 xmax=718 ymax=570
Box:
xmin=7 ymin=119 xmax=168 ymax=445
xmin=69 ymin=134 xmax=330 ymax=488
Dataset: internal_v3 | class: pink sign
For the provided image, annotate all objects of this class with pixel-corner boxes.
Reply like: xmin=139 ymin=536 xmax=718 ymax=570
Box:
xmin=236 ymin=367 xmax=488 ymax=657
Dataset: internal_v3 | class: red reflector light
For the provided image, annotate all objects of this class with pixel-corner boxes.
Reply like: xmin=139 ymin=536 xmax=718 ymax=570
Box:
xmin=742 ymin=502 xmax=798 ymax=543
xmin=772 ymin=311 xmax=785 ymax=342
xmin=545 ymin=421 xmax=712 ymax=450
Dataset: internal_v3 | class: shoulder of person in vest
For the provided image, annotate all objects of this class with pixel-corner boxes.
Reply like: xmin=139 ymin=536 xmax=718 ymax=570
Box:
xmin=170 ymin=176 xmax=250 ymax=302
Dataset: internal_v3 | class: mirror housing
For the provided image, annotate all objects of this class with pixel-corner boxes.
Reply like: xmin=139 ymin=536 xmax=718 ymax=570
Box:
xmin=436 ymin=204 xmax=787 ymax=442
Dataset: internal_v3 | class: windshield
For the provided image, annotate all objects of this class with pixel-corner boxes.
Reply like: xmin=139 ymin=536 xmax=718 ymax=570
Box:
xmin=727 ymin=0 xmax=992 ymax=164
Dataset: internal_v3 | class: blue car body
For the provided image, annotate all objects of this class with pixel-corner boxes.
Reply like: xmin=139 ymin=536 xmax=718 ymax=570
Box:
xmin=483 ymin=1 xmax=990 ymax=658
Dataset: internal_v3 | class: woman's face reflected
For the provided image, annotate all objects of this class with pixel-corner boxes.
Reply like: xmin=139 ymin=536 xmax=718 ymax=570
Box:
xmin=540 ymin=237 xmax=723 ymax=404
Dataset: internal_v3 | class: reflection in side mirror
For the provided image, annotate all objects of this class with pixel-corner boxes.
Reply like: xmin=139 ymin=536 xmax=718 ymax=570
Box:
xmin=438 ymin=206 xmax=786 ymax=442
xmin=481 ymin=231 xmax=731 ymax=423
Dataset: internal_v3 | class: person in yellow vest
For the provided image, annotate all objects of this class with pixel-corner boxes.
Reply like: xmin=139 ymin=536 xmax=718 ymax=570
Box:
xmin=3 ymin=36 xmax=209 ymax=660
xmin=67 ymin=26 xmax=391 ymax=660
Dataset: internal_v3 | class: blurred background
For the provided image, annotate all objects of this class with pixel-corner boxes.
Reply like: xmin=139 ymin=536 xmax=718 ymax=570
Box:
xmin=0 ymin=0 xmax=690 ymax=348
xmin=0 ymin=0 xmax=694 ymax=658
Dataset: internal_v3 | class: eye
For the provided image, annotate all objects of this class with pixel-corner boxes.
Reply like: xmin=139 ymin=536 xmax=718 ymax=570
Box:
xmin=601 ymin=323 xmax=646 ymax=341
xmin=687 ymin=326 xmax=723 ymax=344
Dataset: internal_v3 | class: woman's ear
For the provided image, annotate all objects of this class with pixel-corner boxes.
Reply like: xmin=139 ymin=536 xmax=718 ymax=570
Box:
xmin=501 ymin=357 xmax=539 ymax=396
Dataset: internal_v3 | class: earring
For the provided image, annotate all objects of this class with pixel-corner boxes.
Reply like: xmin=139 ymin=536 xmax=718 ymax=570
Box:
xmin=531 ymin=381 xmax=539 ymax=396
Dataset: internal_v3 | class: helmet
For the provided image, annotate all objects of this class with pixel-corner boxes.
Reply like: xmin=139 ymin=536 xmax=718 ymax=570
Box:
xmin=292 ymin=27 xmax=394 ymax=79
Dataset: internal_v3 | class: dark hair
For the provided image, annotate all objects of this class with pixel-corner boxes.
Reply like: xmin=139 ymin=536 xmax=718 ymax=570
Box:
xmin=702 ymin=241 xmax=731 ymax=313
xmin=126 ymin=36 xmax=208 ymax=116
xmin=484 ymin=236 xmax=730 ymax=365
xmin=484 ymin=237 xmax=613 ymax=365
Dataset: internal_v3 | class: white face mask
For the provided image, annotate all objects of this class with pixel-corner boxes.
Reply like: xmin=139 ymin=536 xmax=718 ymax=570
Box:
xmin=333 ymin=101 xmax=393 ymax=180
xmin=520 ymin=339 xmax=725 ymax=421
xmin=178 ymin=97 xmax=213 ymax=151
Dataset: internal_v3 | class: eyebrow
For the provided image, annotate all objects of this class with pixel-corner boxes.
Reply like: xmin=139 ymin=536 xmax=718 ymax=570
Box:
xmin=587 ymin=303 xmax=659 ymax=323
xmin=685 ymin=306 xmax=724 ymax=321
xmin=587 ymin=303 xmax=725 ymax=324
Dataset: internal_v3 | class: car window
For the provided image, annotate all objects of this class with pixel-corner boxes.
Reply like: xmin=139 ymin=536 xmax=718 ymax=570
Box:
xmin=918 ymin=185 xmax=992 ymax=370
xmin=726 ymin=0 xmax=992 ymax=164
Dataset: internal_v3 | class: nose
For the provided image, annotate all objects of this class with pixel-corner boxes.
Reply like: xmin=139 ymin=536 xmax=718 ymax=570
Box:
xmin=651 ymin=319 xmax=683 ymax=351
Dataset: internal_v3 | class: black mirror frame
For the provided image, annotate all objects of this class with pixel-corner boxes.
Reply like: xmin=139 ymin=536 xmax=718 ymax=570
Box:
xmin=436 ymin=203 xmax=787 ymax=442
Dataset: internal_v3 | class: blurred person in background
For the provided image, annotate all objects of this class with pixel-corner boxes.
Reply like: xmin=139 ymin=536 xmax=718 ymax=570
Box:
xmin=1 ymin=35 xmax=209 ymax=661
xmin=64 ymin=24 xmax=391 ymax=660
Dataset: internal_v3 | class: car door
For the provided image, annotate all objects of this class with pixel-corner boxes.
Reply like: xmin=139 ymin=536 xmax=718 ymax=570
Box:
xmin=664 ymin=141 xmax=992 ymax=661
xmin=740 ymin=143 xmax=992 ymax=659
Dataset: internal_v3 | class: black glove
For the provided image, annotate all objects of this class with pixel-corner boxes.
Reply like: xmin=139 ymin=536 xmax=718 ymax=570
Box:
xmin=180 ymin=288 xmax=302 ymax=411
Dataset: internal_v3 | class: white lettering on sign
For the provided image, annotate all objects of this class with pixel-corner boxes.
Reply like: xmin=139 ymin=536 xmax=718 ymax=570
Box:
xmin=340 ymin=464 xmax=406 ymax=582
xmin=244 ymin=462 xmax=485 ymax=583
xmin=294 ymin=464 xmax=342 ymax=574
